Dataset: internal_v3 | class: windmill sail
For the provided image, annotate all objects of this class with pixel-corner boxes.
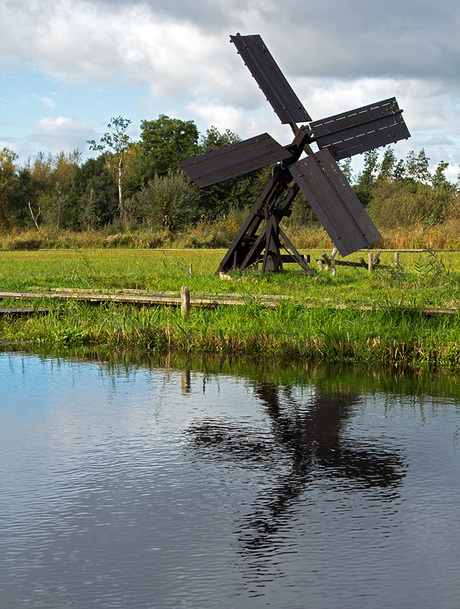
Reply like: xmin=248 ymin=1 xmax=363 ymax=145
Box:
xmin=178 ymin=133 xmax=292 ymax=187
xmin=289 ymin=149 xmax=382 ymax=256
xmin=230 ymin=34 xmax=311 ymax=125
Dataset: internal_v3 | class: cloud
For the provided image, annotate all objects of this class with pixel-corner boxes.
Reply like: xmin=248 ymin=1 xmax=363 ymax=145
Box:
xmin=1 ymin=0 xmax=459 ymax=175
xmin=3 ymin=0 xmax=459 ymax=97
xmin=31 ymin=94 xmax=56 ymax=109
xmin=28 ymin=116 xmax=96 ymax=154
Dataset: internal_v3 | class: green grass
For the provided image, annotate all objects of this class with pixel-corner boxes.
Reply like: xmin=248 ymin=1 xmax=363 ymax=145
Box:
xmin=1 ymin=248 xmax=459 ymax=369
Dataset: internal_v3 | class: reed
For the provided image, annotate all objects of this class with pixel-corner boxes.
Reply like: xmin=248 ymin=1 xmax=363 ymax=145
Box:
xmin=1 ymin=298 xmax=459 ymax=369
xmin=2 ymin=217 xmax=460 ymax=252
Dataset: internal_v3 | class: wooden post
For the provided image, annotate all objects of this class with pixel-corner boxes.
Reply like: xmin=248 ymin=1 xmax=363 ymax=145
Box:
xmin=180 ymin=286 xmax=190 ymax=317
xmin=368 ymin=252 xmax=374 ymax=273
xmin=189 ymin=263 xmax=193 ymax=277
xmin=330 ymin=247 xmax=338 ymax=277
xmin=317 ymin=259 xmax=324 ymax=272
xmin=394 ymin=252 xmax=400 ymax=267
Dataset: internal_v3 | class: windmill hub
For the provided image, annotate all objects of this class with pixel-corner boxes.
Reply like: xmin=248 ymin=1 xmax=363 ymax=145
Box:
xmin=178 ymin=34 xmax=410 ymax=274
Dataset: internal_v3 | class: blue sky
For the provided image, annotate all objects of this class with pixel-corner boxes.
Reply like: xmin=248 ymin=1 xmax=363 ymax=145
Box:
xmin=1 ymin=0 xmax=460 ymax=181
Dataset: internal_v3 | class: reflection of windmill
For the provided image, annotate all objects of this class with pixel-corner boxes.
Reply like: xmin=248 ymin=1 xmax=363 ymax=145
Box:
xmin=187 ymin=381 xmax=405 ymax=555
xmin=179 ymin=34 xmax=410 ymax=273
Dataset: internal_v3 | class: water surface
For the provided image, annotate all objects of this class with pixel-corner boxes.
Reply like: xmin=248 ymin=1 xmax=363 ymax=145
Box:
xmin=1 ymin=353 xmax=459 ymax=608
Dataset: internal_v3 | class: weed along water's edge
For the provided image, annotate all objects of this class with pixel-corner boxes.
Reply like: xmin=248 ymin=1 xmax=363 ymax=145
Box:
xmin=0 ymin=296 xmax=459 ymax=370
xmin=0 ymin=249 xmax=459 ymax=370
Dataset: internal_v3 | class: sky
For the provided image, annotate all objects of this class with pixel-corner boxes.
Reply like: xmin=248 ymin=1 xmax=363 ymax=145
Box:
xmin=1 ymin=0 xmax=460 ymax=181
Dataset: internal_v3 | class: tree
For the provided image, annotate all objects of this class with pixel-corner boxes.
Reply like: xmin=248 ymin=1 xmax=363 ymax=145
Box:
xmin=88 ymin=116 xmax=132 ymax=222
xmin=18 ymin=151 xmax=81 ymax=229
xmin=354 ymin=149 xmax=380 ymax=205
xmin=199 ymin=125 xmax=240 ymax=153
xmin=431 ymin=160 xmax=453 ymax=191
xmin=39 ymin=183 xmax=68 ymax=228
xmin=68 ymin=155 xmax=118 ymax=228
xmin=339 ymin=157 xmax=353 ymax=183
xmin=377 ymin=147 xmax=396 ymax=181
xmin=0 ymin=148 xmax=18 ymax=228
xmin=139 ymin=115 xmax=199 ymax=180
xmin=393 ymin=158 xmax=406 ymax=181
xmin=405 ymin=149 xmax=431 ymax=184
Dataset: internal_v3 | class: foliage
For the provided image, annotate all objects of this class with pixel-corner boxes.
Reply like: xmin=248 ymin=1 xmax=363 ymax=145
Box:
xmin=353 ymin=149 xmax=379 ymax=205
xmin=139 ymin=114 xmax=199 ymax=180
xmin=366 ymin=149 xmax=460 ymax=230
xmin=199 ymin=125 xmax=240 ymax=152
xmin=68 ymin=155 xmax=118 ymax=229
xmin=132 ymin=171 xmax=199 ymax=232
xmin=0 ymin=148 xmax=18 ymax=228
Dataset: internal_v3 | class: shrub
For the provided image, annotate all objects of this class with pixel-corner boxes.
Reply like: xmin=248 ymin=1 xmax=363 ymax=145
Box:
xmin=133 ymin=172 xmax=199 ymax=232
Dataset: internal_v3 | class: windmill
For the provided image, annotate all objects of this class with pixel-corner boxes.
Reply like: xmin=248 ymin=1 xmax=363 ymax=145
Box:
xmin=178 ymin=34 xmax=410 ymax=274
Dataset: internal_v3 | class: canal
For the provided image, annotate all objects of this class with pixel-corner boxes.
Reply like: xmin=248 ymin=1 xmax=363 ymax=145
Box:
xmin=1 ymin=352 xmax=459 ymax=608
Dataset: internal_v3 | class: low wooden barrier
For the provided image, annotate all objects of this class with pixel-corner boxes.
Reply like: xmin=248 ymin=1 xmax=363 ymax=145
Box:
xmin=0 ymin=290 xmax=456 ymax=317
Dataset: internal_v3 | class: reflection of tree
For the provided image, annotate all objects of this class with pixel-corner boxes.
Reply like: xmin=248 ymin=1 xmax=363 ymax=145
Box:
xmin=186 ymin=380 xmax=406 ymax=557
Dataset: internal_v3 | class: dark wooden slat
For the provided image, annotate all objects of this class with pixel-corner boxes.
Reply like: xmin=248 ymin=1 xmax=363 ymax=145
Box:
xmin=315 ymin=114 xmax=411 ymax=160
xmin=310 ymin=98 xmax=410 ymax=160
xmin=230 ymin=33 xmax=311 ymax=124
xmin=178 ymin=133 xmax=292 ymax=187
xmin=319 ymin=149 xmax=382 ymax=243
xmin=290 ymin=158 xmax=363 ymax=256
xmin=289 ymin=149 xmax=382 ymax=256
xmin=310 ymin=98 xmax=400 ymax=137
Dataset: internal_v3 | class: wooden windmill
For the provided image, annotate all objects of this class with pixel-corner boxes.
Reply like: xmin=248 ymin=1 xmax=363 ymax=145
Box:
xmin=178 ymin=34 xmax=410 ymax=274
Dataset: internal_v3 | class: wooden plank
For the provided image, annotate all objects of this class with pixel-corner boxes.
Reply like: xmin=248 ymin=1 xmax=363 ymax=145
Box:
xmin=310 ymin=98 xmax=400 ymax=137
xmin=0 ymin=291 xmax=455 ymax=316
xmin=318 ymin=149 xmax=382 ymax=244
xmin=310 ymin=97 xmax=410 ymax=160
xmin=0 ymin=290 xmax=278 ymax=308
xmin=178 ymin=133 xmax=292 ymax=186
xmin=315 ymin=114 xmax=410 ymax=160
xmin=230 ymin=34 xmax=311 ymax=124
xmin=289 ymin=155 xmax=365 ymax=255
xmin=289 ymin=149 xmax=381 ymax=256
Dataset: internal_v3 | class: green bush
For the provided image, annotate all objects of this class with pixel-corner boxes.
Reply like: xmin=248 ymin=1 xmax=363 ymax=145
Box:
xmin=133 ymin=172 xmax=199 ymax=232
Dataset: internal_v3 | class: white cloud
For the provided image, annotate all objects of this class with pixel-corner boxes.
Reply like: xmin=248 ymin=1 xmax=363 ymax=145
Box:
xmin=28 ymin=116 xmax=96 ymax=154
xmin=31 ymin=94 xmax=56 ymax=109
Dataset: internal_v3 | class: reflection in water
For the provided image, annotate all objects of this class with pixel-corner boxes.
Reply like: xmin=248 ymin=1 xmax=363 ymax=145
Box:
xmin=187 ymin=381 xmax=405 ymax=562
xmin=2 ymin=352 xmax=459 ymax=609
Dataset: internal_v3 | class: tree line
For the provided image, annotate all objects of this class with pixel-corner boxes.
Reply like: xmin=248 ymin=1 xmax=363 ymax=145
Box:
xmin=1 ymin=114 xmax=459 ymax=233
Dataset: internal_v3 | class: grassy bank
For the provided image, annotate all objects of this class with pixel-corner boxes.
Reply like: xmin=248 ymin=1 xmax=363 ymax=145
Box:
xmin=1 ymin=248 xmax=459 ymax=369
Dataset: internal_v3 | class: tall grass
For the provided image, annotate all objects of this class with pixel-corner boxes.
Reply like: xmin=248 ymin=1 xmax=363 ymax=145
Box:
xmin=1 ymin=298 xmax=459 ymax=369
xmin=2 ymin=213 xmax=460 ymax=252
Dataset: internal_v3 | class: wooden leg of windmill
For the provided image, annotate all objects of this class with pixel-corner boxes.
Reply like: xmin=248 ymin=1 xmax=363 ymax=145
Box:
xmin=216 ymin=169 xmax=287 ymax=274
xmin=278 ymin=226 xmax=316 ymax=275
xmin=262 ymin=215 xmax=283 ymax=272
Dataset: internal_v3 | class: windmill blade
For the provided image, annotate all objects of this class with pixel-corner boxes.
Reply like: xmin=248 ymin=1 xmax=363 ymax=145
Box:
xmin=310 ymin=98 xmax=410 ymax=161
xmin=230 ymin=33 xmax=311 ymax=125
xmin=178 ymin=133 xmax=292 ymax=187
xmin=289 ymin=149 xmax=382 ymax=256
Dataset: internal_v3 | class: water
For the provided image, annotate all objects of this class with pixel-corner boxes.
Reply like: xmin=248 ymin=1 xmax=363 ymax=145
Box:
xmin=1 ymin=352 xmax=459 ymax=609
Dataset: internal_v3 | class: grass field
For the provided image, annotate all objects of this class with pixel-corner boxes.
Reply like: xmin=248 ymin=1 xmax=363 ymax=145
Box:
xmin=1 ymin=248 xmax=459 ymax=369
